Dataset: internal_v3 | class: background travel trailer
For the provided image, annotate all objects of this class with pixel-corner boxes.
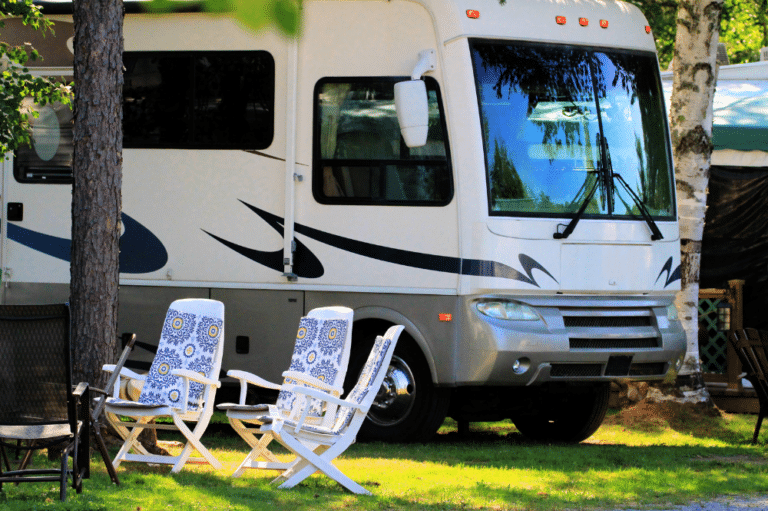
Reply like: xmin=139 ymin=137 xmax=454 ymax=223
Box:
xmin=662 ymin=61 xmax=768 ymax=352
xmin=2 ymin=0 xmax=686 ymax=442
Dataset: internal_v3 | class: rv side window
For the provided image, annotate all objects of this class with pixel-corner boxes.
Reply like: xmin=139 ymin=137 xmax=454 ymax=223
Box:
xmin=123 ymin=51 xmax=274 ymax=149
xmin=13 ymin=99 xmax=74 ymax=184
xmin=313 ymin=77 xmax=452 ymax=206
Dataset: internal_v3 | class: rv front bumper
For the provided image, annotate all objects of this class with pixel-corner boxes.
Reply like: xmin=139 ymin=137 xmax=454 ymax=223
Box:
xmin=455 ymin=294 xmax=687 ymax=386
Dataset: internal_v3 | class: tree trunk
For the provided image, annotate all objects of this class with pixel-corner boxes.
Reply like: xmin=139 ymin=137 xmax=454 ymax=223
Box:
xmin=669 ymin=0 xmax=723 ymax=387
xmin=70 ymin=0 xmax=124 ymax=388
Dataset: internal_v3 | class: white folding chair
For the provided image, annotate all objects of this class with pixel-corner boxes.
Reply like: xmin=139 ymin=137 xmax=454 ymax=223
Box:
xmin=104 ymin=299 xmax=225 ymax=473
xmin=218 ymin=306 xmax=353 ymax=476
xmin=262 ymin=325 xmax=403 ymax=494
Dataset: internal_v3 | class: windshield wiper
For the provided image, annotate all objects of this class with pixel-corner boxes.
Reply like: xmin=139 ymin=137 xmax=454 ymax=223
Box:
xmin=553 ymin=134 xmax=664 ymax=241
xmin=553 ymin=172 xmax=600 ymax=239
xmin=611 ymin=173 xmax=664 ymax=241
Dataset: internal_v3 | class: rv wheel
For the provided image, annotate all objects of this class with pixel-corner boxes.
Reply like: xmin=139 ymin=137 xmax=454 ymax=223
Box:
xmin=512 ymin=383 xmax=610 ymax=443
xmin=345 ymin=333 xmax=449 ymax=443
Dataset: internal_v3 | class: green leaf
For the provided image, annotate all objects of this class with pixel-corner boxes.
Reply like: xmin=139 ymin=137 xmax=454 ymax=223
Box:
xmin=203 ymin=0 xmax=235 ymax=13
xmin=271 ymin=0 xmax=300 ymax=36
xmin=231 ymin=0 xmax=270 ymax=33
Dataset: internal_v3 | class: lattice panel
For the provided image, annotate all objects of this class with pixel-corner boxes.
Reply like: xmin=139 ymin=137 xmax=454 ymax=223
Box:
xmin=698 ymin=298 xmax=728 ymax=374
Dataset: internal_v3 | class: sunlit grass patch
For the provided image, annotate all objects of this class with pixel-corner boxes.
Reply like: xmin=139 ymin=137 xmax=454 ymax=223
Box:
xmin=1 ymin=404 xmax=767 ymax=510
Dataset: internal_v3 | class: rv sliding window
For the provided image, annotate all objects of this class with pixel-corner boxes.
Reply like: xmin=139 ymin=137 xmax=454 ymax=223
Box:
xmin=13 ymin=98 xmax=74 ymax=184
xmin=123 ymin=51 xmax=274 ymax=149
xmin=313 ymin=77 xmax=452 ymax=206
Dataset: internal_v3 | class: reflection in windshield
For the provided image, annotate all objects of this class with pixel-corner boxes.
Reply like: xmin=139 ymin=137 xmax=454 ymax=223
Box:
xmin=471 ymin=41 xmax=674 ymax=220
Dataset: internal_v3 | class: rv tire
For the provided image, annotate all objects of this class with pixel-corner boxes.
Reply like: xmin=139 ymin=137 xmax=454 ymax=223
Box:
xmin=512 ymin=383 xmax=610 ymax=443
xmin=345 ymin=333 xmax=449 ymax=443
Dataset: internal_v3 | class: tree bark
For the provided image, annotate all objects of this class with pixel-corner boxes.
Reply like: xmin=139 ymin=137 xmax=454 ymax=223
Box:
xmin=70 ymin=0 xmax=124 ymax=388
xmin=669 ymin=0 xmax=724 ymax=380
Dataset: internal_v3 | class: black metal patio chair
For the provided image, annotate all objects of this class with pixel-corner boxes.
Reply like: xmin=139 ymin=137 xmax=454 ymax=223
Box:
xmin=0 ymin=304 xmax=90 ymax=501
xmin=728 ymin=328 xmax=768 ymax=444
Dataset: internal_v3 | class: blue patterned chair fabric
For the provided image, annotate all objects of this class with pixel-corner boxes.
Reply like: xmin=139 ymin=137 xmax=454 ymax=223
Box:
xmin=277 ymin=316 xmax=350 ymax=420
xmin=137 ymin=307 xmax=223 ymax=411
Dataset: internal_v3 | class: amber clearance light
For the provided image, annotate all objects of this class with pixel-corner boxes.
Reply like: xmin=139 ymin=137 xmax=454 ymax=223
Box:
xmin=555 ymin=15 xmax=566 ymax=25
xmin=466 ymin=9 xmax=480 ymax=19
xmin=600 ymin=19 xmax=609 ymax=29
xmin=579 ymin=17 xmax=588 ymax=26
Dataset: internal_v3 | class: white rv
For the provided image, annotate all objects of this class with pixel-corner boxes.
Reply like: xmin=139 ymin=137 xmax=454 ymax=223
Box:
xmin=2 ymin=0 xmax=686 ymax=442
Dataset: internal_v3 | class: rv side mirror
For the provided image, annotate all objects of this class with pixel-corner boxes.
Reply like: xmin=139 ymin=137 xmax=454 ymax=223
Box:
xmin=394 ymin=79 xmax=429 ymax=148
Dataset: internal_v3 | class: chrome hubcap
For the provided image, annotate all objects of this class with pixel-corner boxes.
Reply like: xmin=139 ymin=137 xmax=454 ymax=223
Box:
xmin=368 ymin=355 xmax=416 ymax=427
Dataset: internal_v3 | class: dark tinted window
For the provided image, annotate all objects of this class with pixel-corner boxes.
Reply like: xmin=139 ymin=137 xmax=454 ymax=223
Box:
xmin=123 ymin=51 xmax=274 ymax=149
xmin=314 ymin=77 xmax=452 ymax=206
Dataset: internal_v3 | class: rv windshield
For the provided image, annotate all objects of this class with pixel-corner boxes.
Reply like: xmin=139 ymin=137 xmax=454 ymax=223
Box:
xmin=471 ymin=40 xmax=675 ymax=220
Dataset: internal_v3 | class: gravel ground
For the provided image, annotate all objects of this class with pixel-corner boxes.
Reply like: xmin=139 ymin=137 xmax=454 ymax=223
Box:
xmin=614 ymin=494 xmax=768 ymax=510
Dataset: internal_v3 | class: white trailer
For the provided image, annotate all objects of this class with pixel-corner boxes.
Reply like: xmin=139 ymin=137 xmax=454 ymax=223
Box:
xmin=2 ymin=0 xmax=686 ymax=442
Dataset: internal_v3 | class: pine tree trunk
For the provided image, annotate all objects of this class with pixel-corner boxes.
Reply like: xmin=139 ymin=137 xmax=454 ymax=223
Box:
xmin=70 ymin=0 xmax=124 ymax=388
xmin=669 ymin=0 xmax=723 ymax=383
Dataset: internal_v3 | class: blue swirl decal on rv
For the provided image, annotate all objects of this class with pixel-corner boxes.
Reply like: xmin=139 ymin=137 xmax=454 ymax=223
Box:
xmin=655 ymin=257 xmax=682 ymax=288
xmin=6 ymin=213 xmax=168 ymax=274
xmin=206 ymin=201 xmax=558 ymax=287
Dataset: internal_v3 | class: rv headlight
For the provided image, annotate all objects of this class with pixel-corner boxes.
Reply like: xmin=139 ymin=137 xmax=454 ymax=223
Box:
xmin=666 ymin=304 xmax=679 ymax=321
xmin=476 ymin=301 xmax=540 ymax=321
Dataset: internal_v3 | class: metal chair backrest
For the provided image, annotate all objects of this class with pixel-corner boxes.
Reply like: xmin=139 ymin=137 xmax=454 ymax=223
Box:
xmin=0 ymin=304 xmax=72 ymax=430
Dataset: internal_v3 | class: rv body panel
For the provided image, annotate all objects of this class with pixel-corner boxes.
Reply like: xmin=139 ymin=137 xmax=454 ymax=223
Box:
xmin=3 ymin=0 xmax=686 ymax=441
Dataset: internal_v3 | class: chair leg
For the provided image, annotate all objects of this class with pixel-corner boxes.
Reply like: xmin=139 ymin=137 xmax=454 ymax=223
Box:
xmin=112 ymin=419 xmax=151 ymax=469
xmin=754 ymin=413 xmax=765 ymax=444
xmin=171 ymin=417 xmax=222 ymax=472
xmin=275 ymin=434 xmax=368 ymax=494
xmin=92 ymin=422 xmax=120 ymax=485
xmin=59 ymin=445 xmax=69 ymax=501
xmin=232 ymin=431 xmax=288 ymax=477
xmin=0 ymin=444 xmax=10 ymax=472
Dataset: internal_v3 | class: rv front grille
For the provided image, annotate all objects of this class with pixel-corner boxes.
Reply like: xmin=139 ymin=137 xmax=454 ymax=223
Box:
xmin=550 ymin=364 xmax=602 ymax=378
xmin=628 ymin=363 xmax=668 ymax=376
xmin=569 ymin=337 xmax=660 ymax=350
xmin=564 ymin=316 xmax=652 ymax=328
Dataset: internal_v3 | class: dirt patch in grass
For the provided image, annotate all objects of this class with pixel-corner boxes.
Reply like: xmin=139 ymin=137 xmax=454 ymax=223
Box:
xmin=603 ymin=399 xmax=723 ymax=437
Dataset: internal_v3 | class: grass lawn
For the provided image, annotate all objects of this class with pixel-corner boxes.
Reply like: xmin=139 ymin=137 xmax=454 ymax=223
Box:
xmin=1 ymin=401 xmax=767 ymax=511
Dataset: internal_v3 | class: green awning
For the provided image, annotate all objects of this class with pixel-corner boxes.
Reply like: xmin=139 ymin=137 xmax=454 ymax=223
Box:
xmin=663 ymin=77 xmax=768 ymax=153
xmin=713 ymin=94 xmax=768 ymax=151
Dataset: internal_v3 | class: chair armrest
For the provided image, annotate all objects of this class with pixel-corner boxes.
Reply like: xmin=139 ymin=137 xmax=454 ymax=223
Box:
xmin=73 ymin=381 xmax=89 ymax=398
xmin=172 ymin=369 xmax=221 ymax=388
xmin=103 ymin=364 xmax=147 ymax=381
xmin=283 ymin=384 xmax=360 ymax=410
xmin=227 ymin=369 xmax=281 ymax=391
xmin=281 ymin=371 xmax=342 ymax=395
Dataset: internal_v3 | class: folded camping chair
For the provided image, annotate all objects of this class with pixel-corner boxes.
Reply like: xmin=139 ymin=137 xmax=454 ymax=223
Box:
xmin=104 ymin=299 xmax=225 ymax=473
xmin=0 ymin=304 xmax=90 ymax=501
xmin=728 ymin=328 xmax=768 ymax=443
xmin=260 ymin=325 xmax=403 ymax=495
xmin=217 ymin=306 xmax=353 ymax=476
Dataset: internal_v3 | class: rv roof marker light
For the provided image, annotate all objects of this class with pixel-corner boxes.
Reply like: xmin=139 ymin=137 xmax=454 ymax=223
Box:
xmin=600 ymin=19 xmax=609 ymax=29
xmin=645 ymin=25 xmax=652 ymax=34
xmin=579 ymin=17 xmax=588 ymax=26
xmin=466 ymin=10 xmax=479 ymax=19
xmin=438 ymin=313 xmax=453 ymax=322
xmin=556 ymin=16 xmax=566 ymax=25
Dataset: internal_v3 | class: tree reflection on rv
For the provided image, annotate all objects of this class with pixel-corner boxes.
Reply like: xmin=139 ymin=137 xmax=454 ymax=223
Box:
xmin=471 ymin=41 xmax=675 ymax=220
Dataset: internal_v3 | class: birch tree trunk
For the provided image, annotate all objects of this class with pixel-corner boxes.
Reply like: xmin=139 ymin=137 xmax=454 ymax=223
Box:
xmin=669 ymin=0 xmax=723 ymax=386
xmin=70 ymin=0 xmax=124 ymax=387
